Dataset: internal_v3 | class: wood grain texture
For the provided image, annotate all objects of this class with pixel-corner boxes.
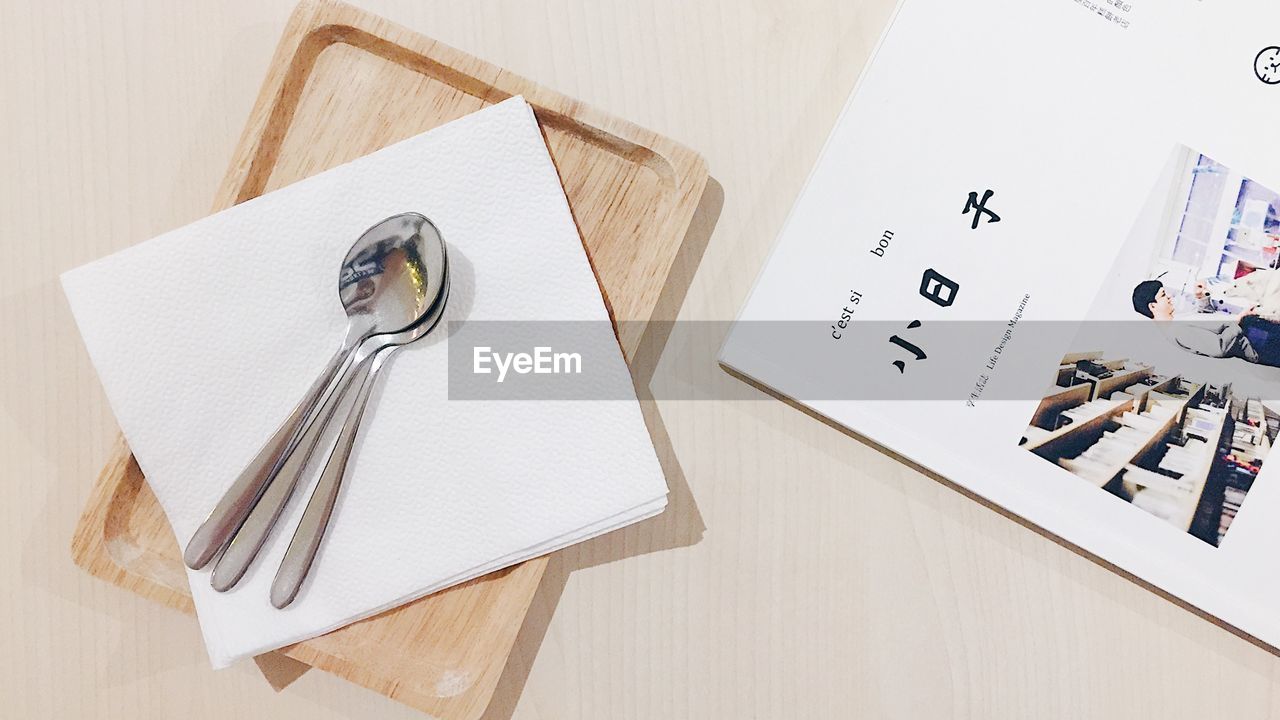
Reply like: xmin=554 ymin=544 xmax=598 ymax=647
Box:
xmin=9 ymin=1 xmax=1280 ymax=719
xmin=66 ymin=2 xmax=706 ymax=719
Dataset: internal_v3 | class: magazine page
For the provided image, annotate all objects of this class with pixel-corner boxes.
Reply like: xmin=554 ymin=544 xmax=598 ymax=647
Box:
xmin=721 ymin=0 xmax=1280 ymax=643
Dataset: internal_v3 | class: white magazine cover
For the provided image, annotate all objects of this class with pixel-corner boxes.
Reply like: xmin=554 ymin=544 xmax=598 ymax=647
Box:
xmin=722 ymin=0 xmax=1280 ymax=645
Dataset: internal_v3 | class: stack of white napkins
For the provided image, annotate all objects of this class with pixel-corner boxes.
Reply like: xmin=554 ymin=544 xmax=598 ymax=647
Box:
xmin=61 ymin=97 xmax=668 ymax=668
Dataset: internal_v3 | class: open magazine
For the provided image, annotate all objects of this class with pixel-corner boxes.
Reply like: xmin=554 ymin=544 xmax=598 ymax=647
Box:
xmin=721 ymin=0 xmax=1280 ymax=645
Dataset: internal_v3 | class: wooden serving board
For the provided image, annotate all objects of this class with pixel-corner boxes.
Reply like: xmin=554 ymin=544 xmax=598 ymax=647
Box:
xmin=69 ymin=1 xmax=707 ymax=718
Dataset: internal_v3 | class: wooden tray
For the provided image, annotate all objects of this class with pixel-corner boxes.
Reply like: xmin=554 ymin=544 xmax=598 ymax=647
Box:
xmin=69 ymin=2 xmax=707 ymax=718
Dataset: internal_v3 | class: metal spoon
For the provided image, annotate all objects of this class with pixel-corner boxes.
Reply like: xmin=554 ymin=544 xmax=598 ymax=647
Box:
xmin=270 ymin=272 xmax=452 ymax=608
xmin=210 ymin=218 xmax=448 ymax=591
xmin=183 ymin=213 xmax=445 ymax=571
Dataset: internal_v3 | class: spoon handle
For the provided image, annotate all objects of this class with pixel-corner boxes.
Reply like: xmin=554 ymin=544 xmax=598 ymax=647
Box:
xmin=271 ymin=349 xmax=391 ymax=608
xmin=209 ymin=350 xmax=378 ymax=591
xmin=183 ymin=336 xmax=360 ymax=570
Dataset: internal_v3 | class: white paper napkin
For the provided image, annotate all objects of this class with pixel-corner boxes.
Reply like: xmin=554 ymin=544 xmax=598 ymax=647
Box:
xmin=61 ymin=97 xmax=668 ymax=668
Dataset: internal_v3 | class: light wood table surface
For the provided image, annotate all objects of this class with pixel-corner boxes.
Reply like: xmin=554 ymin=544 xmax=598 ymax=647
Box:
xmin=5 ymin=1 xmax=1280 ymax=718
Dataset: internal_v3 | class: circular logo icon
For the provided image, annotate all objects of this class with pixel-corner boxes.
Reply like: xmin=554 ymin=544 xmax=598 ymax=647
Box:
xmin=1257 ymin=46 xmax=1280 ymax=85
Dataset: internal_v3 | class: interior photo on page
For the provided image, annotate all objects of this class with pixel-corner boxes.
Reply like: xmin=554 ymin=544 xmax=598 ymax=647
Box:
xmin=1022 ymin=144 xmax=1280 ymax=547
xmin=720 ymin=0 xmax=1280 ymax=650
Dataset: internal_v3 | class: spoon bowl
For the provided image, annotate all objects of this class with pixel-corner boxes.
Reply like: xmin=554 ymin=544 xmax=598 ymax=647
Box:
xmin=338 ymin=212 xmax=447 ymax=337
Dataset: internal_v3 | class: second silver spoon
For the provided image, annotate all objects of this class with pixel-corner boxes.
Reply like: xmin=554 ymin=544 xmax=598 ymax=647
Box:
xmin=271 ymin=272 xmax=452 ymax=608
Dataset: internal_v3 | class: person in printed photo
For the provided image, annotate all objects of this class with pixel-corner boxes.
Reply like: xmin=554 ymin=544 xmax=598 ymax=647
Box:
xmin=1131 ymin=279 xmax=1280 ymax=366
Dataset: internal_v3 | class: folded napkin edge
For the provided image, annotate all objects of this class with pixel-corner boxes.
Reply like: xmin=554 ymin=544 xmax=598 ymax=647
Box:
xmin=205 ymin=493 xmax=668 ymax=668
